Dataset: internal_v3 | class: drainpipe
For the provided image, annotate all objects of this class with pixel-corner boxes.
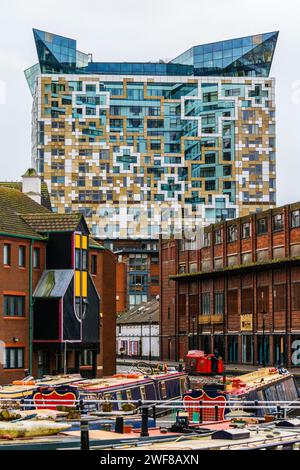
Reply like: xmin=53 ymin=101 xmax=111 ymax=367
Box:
xmin=29 ymin=239 xmax=34 ymax=375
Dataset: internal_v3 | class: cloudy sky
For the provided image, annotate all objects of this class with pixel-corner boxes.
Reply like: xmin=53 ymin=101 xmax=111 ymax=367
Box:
xmin=0 ymin=0 xmax=299 ymax=205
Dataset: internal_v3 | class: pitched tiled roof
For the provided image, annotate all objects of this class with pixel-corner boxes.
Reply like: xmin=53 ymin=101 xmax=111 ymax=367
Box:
xmin=117 ymin=299 xmax=159 ymax=325
xmin=89 ymin=237 xmax=105 ymax=250
xmin=0 ymin=181 xmax=52 ymax=211
xmin=20 ymin=213 xmax=84 ymax=233
xmin=0 ymin=187 xmax=49 ymax=239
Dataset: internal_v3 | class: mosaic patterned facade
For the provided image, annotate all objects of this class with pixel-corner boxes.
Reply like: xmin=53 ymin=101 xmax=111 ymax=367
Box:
xmin=26 ymin=30 xmax=277 ymax=239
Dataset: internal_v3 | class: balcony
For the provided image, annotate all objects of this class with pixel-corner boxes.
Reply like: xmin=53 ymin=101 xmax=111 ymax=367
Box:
xmin=198 ymin=315 xmax=211 ymax=325
xmin=198 ymin=314 xmax=224 ymax=325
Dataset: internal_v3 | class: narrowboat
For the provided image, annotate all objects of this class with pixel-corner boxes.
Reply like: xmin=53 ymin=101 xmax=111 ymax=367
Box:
xmin=0 ymin=371 xmax=189 ymax=413
xmin=183 ymin=367 xmax=300 ymax=420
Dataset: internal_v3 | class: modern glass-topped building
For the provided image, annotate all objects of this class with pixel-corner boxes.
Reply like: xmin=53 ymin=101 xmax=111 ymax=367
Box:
xmin=25 ymin=29 xmax=278 ymax=240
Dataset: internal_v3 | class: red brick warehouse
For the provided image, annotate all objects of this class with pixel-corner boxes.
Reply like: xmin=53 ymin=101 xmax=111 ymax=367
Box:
xmin=160 ymin=202 xmax=300 ymax=368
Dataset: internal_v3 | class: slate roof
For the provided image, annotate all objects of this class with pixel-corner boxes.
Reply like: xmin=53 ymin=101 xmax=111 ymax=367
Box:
xmin=0 ymin=181 xmax=52 ymax=211
xmin=117 ymin=299 xmax=159 ymax=325
xmin=33 ymin=270 xmax=74 ymax=298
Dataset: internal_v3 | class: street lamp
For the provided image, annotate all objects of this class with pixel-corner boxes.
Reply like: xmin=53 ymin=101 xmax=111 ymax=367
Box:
xmin=261 ymin=291 xmax=267 ymax=367
xmin=148 ymin=314 xmax=152 ymax=363
xmin=192 ymin=316 xmax=196 ymax=349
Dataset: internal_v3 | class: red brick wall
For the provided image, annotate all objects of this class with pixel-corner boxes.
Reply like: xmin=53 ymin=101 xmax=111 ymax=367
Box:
xmin=116 ymin=262 xmax=127 ymax=314
xmin=0 ymin=236 xmax=46 ymax=384
xmin=90 ymin=248 xmax=116 ymax=377
xmin=160 ymin=203 xmax=300 ymax=366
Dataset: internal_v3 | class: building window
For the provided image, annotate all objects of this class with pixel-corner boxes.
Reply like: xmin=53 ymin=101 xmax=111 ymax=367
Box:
xmin=273 ymin=213 xmax=284 ymax=232
xmin=203 ymin=231 xmax=211 ymax=247
xmin=257 ymin=218 xmax=268 ymax=235
xmin=82 ymin=250 xmax=88 ymax=270
xmin=227 ymin=336 xmax=238 ymax=363
xmin=214 ymin=292 xmax=224 ymax=315
xmin=291 ymin=210 xmax=300 ymax=228
xmin=242 ymin=335 xmax=253 ymax=364
xmin=167 ymin=306 xmax=171 ymax=320
xmin=202 ymin=292 xmax=210 ymax=315
xmin=151 ymin=276 xmax=159 ymax=285
xmin=80 ymin=349 xmax=93 ymax=366
xmin=241 ymin=288 xmax=253 ymax=314
xmin=3 ymin=347 xmax=24 ymax=369
xmin=214 ymin=229 xmax=222 ymax=245
xmin=292 ymin=283 xmax=300 ymax=310
xmin=178 ymin=294 xmax=186 ymax=316
xmin=179 ymin=264 xmax=186 ymax=274
xmin=227 ymin=225 xmax=237 ymax=243
xmin=273 ymin=284 xmax=286 ymax=312
xmin=257 ymin=286 xmax=269 ymax=313
xmin=228 ymin=289 xmax=238 ymax=313
xmin=18 ymin=246 xmax=26 ymax=268
xmin=3 ymin=244 xmax=11 ymax=266
xmin=189 ymin=262 xmax=197 ymax=273
xmin=91 ymin=254 xmax=97 ymax=275
xmin=75 ymin=249 xmax=81 ymax=269
xmin=33 ymin=247 xmax=40 ymax=268
xmin=3 ymin=295 xmax=25 ymax=317
xmin=242 ymin=222 xmax=251 ymax=239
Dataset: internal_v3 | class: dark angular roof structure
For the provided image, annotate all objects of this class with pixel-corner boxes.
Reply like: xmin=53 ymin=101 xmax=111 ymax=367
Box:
xmin=25 ymin=29 xmax=279 ymax=94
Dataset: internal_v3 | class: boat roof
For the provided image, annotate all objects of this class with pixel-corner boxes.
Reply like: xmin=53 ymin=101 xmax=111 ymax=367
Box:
xmin=226 ymin=368 xmax=293 ymax=396
xmin=74 ymin=372 xmax=186 ymax=392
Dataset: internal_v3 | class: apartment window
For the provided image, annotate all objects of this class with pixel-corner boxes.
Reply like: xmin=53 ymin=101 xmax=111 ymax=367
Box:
xmin=33 ymin=247 xmax=40 ymax=268
xmin=3 ymin=347 xmax=24 ymax=369
xmin=291 ymin=210 xmax=300 ymax=228
xmin=91 ymin=255 xmax=97 ymax=275
xmin=214 ymin=292 xmax=224 ymax=315
xmin=257 ymin=218 xmax=268 ymax=235
xmin=202 ymin=293 xmax=210 ymax=315
xmin=3 ymin=244 xmax=11 ymax=266
xmin=3 ymin=295 xmax=25 ymax=317
xmin=273 ymin=213 xmax=284 ymax=232
xmin=214 ymin=229 xmax=222 ymax=245
xmin=18 ymin=246 xmax=26 ymax=267
xmin=227 ymin=225 xmax=237 ymax=243
xmin=242 ymin=222 xmax=251 ymax=239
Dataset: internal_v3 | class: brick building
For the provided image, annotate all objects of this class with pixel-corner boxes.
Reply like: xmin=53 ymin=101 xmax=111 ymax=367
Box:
xmin=160 ymin=202 xmax=300 ymax=368
xmin=0 ymin=176 xmax=116 ymax=384
xmin=102 ymin=239 xmax=159 ymax=313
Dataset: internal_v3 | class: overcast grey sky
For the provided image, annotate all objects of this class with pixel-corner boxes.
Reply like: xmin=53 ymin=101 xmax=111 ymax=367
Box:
xmin=0 ymin=0 xmax=299 ymax=205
